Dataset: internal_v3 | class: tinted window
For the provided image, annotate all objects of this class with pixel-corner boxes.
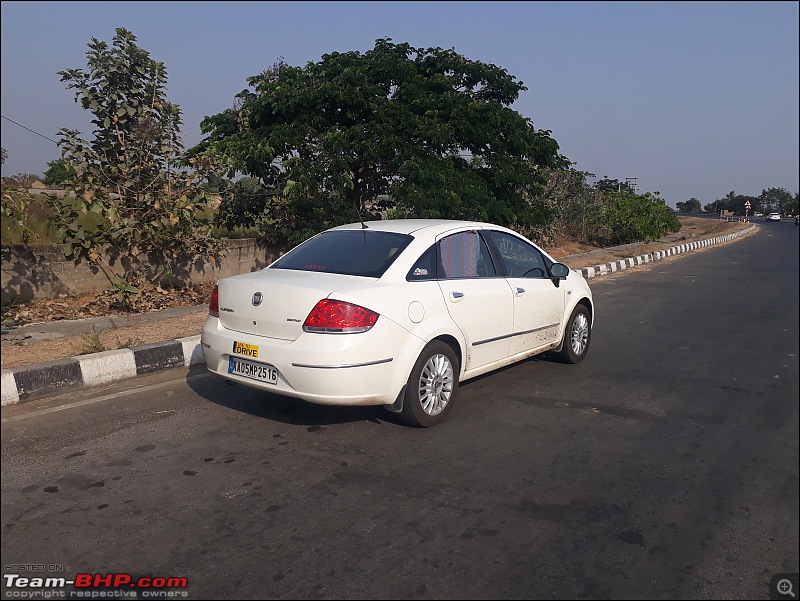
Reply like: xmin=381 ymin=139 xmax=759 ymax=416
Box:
xmin=483 ymin=230 xmax=549 ymax=278
xmin=438 ymin=231 xmax=497 ymax=279
xmin=272 ymin=230 xmax=413 ymax=278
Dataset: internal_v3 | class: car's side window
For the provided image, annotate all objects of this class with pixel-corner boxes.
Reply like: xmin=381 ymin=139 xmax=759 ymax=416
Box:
xmin=483 ymin=230 xmax=549 ymax=278
xmin=406 ymin=244 xmax=438 ymax=281
xmin=437 ymin=231 xmax=497 ymax=279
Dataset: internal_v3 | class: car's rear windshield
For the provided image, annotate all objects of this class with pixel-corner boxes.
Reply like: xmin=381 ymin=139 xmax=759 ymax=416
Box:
xmin=271 ymin=230 xmax=414 ymax=278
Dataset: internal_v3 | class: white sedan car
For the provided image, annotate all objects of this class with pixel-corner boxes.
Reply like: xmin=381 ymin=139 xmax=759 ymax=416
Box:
xmin=202 ymin=219 xmax=594 ymax=427
xmin=766 ymin=213 xmax=781 ymax=222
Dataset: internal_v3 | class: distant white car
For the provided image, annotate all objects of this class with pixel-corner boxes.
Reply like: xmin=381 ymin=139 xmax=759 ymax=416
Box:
xmin=202 ymin=219 xmax=594 ymax=427
xmin=766 ymin=213 xmax=781 ymax=222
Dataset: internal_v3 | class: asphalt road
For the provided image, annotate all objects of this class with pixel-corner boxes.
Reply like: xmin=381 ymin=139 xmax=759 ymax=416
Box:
xmin=2 ymin=221 xmax=798 ymax=600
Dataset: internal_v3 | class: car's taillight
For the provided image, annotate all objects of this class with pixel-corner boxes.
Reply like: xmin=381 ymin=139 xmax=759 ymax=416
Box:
xmin=303 ymin=299 xmax=379 ymax=333
xmin=209 ymin=285 xmax=219 ymax=317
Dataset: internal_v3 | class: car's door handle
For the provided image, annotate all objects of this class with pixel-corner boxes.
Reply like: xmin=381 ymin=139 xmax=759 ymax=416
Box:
xmin=515 ymin=287 xmax=525 ymax=295
xmin=449 ymin=291 xmax=465 ymax=302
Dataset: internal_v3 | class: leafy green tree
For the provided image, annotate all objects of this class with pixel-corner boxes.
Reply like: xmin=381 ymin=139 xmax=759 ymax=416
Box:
xmin=705 ymin=192 xmax=732 ymax=214
xmin=201 ymin=171 xmax=228 ymax=194
xmin=52 ymin=28 xmax=220 ymax=303
xmin=0 ymin=163 xmax=46 ymax=245
xmin=760 ymin=187 xmax=794 ymax=215
xmin=1 ymin=186 xmax=33 ymax=244
xmin=705 ymin=191 xmax=757 ymax=216
xmin=736 ymin=195 xmax=758 ymax=215
xmin=723 ymin=190 xmax=738 ymax=213
xmin=594 ymin=177 xmax=634 ymax=194
xmin=188 ymin=39 xmax=567 ymax=244
xmin=676 ymin=198 xmax=702 ymax=213
xmin=43 ymin=158 xmax=76 ymax=186
xmin=214 ymin=177 xmax=275 ymax=233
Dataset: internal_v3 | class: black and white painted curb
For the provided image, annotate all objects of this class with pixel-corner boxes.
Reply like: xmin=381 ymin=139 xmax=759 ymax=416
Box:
xmin=0 ymin=225 xmax=756 ymax=407
xmin=577 ymin=225 xmax=755 ymax=279
xmin=2 ymin=336 xmax=203 ymax=407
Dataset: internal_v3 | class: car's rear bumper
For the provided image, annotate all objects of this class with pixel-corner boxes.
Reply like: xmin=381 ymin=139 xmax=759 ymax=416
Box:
xmin=201 ymin=315 xmax=422 ymax=406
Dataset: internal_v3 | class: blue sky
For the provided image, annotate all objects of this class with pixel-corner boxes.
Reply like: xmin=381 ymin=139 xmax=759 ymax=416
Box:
xmin=1 ymin=1 xmax=798 ymax=208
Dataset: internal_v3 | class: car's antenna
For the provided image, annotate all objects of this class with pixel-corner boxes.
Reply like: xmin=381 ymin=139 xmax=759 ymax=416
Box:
xmin=354 ymin=199 xmax=369 ymax=229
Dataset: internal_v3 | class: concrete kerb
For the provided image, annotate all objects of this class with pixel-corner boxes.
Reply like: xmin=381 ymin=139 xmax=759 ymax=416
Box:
xmin=577 ymin=225 xmax=755 ymax=280
xmin=0 ymin=225 xmax=756 ymax=407
xmin=1 ymin=335 xmax=203 ymax=407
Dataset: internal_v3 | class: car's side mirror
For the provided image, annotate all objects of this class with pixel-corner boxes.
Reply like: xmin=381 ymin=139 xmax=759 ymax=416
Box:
xmin=549 ymin=263 xmax=570 ymax=287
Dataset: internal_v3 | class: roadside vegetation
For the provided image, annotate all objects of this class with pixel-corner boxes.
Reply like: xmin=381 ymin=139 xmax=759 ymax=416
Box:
xmin=10 ymin=28 xmax=789 ymax=314
xmin=676 ymin=189 xmax=798 ymax=217
xmin=78 ymin=324 xmax=143 ymax=355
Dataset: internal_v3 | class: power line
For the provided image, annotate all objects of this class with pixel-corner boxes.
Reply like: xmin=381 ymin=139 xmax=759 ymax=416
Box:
xmin=1 ymin=115 xmax=59 ymax=144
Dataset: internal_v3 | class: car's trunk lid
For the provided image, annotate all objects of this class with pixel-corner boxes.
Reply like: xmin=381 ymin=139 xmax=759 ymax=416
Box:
xmin=216 ymin=269 xmax=372 ymax=341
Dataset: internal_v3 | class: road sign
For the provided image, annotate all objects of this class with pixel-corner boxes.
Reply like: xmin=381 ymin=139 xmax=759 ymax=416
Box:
xmin=745 ymin=201 xmax=752 ymax=209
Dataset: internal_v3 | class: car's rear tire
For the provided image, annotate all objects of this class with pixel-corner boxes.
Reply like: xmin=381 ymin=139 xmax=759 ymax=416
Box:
xmin=400 ymin=341 xmax=459 ymax=428
xmin=554 ymin=304 xmax=591 ymax=364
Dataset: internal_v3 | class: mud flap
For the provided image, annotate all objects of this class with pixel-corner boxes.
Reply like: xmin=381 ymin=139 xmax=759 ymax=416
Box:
xmin=383 ymin=385 xmax=406 ymax=414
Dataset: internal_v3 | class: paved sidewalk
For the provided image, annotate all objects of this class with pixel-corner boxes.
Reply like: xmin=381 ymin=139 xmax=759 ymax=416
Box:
xmin=1 ymin=225 xmax=756 ymax=406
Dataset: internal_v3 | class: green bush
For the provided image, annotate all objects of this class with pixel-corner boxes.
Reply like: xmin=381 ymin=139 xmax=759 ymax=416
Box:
xmin=0 ymin=188 xmax=261 ymax=245
xmin=0 ymin=192 xmax=106 ymax=245
xmin=591 ymin=191 xmax=680 ymax=246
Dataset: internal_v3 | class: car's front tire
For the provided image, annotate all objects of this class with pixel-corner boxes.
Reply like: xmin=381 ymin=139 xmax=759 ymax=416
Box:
xmin=400 ymin=341 xmax=459 ymax=428
xmin=554 ymin=304 xmax=592 ymax=364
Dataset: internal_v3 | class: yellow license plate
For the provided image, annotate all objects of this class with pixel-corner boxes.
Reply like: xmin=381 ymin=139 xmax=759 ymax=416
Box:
xmin=232 ymin=341 xmax=259 ymax=359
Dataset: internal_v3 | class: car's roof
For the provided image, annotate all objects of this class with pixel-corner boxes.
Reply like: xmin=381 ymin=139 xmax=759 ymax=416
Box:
xmin=328 ymin=219 xmax=497 ymax=235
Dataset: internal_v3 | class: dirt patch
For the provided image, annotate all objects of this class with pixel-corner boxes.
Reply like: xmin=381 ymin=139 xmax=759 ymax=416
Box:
xmin=0 ymin=217 xmax=756 ymax=369
xmin=545 ymin=236 xmax=599 ymax=260
xmin=2 ymin=282 xmax=215 ymax=327
xmin=2 ymin=283 xmax=215 ymax=369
